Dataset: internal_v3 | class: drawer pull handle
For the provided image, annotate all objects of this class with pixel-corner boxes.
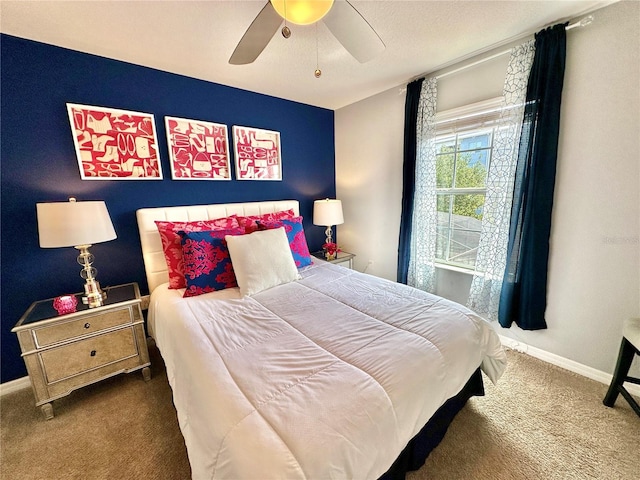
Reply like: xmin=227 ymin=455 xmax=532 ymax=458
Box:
xmin=90 ymin=350 xmax=97 ymax=357
xmin=84 ymin=323 xmax=91 ymax=329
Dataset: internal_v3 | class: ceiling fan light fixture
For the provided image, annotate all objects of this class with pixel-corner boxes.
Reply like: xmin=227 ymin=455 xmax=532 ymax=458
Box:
xmin=270 ymin=0 xmax=334 ymax=26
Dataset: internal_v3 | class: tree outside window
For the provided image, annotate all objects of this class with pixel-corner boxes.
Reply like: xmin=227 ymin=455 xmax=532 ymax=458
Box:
xmin=435 ymin=129 xmax=493 ymax=269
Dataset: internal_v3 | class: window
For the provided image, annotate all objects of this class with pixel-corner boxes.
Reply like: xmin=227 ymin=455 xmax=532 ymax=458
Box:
xmin=434 ymin=98 xmax=503 ymax=270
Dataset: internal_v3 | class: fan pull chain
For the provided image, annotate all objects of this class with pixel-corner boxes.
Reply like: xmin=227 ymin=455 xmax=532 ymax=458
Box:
xmin=281 ymin=1 xmax=291 ymax=38
xmin=314 ymin=22 xmax=322 ymax=78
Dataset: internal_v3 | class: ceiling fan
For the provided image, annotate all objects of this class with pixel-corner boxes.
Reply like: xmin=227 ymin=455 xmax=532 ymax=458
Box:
xmin=229 ymin=0 xmax=385 ymax=65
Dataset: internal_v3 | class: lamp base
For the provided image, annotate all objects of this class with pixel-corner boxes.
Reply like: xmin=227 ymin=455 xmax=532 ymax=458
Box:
xmin=82 ymin=279 xmax=107 ymax=308
xmin=76 ymin=244 xmax=107 ymax=308
xmin=324 ymin=226 xmax=333 ymax=246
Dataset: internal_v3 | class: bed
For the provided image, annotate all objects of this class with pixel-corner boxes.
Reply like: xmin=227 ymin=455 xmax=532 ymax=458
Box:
xmin=136 ymin=200 xmax=506 ymax=479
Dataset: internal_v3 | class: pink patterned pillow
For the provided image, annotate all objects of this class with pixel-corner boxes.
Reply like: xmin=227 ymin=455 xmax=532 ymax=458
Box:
xmin=155 ymin=217 xmax=240 ymax=289
xmin=237 ymin=209 xmax=295 ymax=233
xmin=259 ymin=216 xmax=312 ymax=268
xmin=179 ymin=230 xmax=241 ymax=297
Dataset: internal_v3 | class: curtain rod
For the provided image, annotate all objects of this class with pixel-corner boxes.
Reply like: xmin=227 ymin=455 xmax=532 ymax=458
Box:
xmin=410 ymin=14 xmax=594 ymax=85
xmin=565 ymin=14 xmax=594 ymax=30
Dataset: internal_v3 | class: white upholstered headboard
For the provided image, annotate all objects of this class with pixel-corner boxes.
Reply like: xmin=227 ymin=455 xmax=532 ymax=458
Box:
xmin=136 ymin=200 xmax=300 ymax=293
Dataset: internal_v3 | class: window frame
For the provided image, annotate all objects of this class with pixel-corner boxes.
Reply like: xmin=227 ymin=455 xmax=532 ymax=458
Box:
xmin=433 ymin=97 xmax=504 ymax=271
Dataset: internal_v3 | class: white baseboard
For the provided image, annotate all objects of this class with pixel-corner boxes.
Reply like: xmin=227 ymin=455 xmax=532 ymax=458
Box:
xmin=0 ymin=376 xmax=31 ymax=396
xmin=499 ymin=335 xmax=640 ymax=397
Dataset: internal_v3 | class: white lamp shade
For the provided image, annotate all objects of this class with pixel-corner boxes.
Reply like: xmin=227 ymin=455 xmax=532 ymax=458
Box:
xmin=313 ymin=199 xmax=344 ymax=226
xmin=37 ymin=199 xmax=117 ymax=248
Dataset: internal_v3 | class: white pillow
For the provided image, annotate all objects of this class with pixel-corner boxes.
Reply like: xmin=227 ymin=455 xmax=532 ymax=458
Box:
xmin=225 ymin=227 xmax=300 ymax=296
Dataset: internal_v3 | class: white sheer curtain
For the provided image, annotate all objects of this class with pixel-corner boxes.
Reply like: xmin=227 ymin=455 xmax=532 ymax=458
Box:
xmin=407 ymin=78 xmax=438 ymax=293
xmin=467 ymin=40 xmax=535 ymax=320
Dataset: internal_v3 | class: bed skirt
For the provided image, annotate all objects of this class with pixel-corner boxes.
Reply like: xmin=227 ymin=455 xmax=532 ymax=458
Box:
xmin=379 ymin=368 xmax=485 ymax=480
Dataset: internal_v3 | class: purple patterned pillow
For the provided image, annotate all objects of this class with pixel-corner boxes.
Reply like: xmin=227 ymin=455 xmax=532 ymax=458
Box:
xmin=178 ymin=229 xmax=244 ymax=297
xmin=259 ymin=217 xmax=312 ymax=268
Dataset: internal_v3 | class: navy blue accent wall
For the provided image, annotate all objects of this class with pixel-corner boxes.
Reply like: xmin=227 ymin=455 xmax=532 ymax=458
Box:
xmin=0 ymin=34 xmax=335 ymax=382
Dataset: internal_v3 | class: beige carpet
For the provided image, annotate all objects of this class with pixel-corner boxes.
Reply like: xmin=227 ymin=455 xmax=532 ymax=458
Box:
xmin=1 ymin=344 xmax=638 ymax=479
xmin=412 ymin=351 xmax=639 ymax=480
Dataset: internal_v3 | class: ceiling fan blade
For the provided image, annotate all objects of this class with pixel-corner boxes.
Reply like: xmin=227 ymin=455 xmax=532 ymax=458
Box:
xmin=323 ymin=0 xmax=385 ymax=63
xmin=229 ymin=2 xmax=283 ymax=65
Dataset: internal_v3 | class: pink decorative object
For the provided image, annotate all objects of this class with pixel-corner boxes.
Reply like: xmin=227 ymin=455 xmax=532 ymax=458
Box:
xmin=66 ymin=103 xmax=162 ymax=180
xmin=53 ymin=295 xmax=78 ymax=315
xmin=165 ymin=116 xmax=231 ymax=180
xmin=322 ymin=242 xmax=341 ymax=260
xmin=232 ymin=125 xmax=282 ymax=180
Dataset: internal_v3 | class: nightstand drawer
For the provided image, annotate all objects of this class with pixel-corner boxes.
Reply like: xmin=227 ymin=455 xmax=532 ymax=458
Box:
xmin=40 ymin=327 xmax=137 ymax=383
xmin=34 ymin=307 xmax=132 ymax=347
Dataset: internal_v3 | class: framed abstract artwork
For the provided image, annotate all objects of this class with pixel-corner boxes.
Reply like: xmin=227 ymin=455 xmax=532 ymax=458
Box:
xmin=165 ymin=116 xmax=231 ymax=180
xmin=66 ymin=103 xmax=162 ymax=180
xmin=232 ymin=125 xmax=282 ymax=181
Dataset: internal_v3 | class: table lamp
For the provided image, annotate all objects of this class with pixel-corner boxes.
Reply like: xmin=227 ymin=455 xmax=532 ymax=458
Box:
xmin=313 ymin=198 xmax=344 ymax=245
xmin=36 ymin=198 xmax=117 ymax=308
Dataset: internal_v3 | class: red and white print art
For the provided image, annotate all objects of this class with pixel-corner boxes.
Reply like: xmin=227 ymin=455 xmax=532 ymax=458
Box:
xmin=165 ymin=117 xmax=231 ymax=180
xmin=232 ymin=126 xmax=282 ymax=180
xmin=66 ymin=103 xmax=162 ymax=180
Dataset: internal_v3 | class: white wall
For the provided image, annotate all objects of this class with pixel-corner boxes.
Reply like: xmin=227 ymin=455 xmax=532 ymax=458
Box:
xmin=335 ymin=0 xmax=639 ymax=375
xmin=334 ymin=85 xmax=405 ymax=279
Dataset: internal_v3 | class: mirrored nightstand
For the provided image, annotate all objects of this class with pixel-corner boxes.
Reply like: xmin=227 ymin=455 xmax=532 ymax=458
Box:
xmin=12 ymin=282 xmax=151 ymax=419
xmin=311 ymin=251 xmax=356 ymax=269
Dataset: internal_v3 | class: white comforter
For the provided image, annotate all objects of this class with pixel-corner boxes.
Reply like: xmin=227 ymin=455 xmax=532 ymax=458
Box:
xmin=149 ymin=262 xmax=506 ymax=480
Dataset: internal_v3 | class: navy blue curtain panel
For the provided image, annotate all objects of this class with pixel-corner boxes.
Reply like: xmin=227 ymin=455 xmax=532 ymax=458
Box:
xmin=499 ymin=23 xmax=568 ymax=330
xmin=397 ymin=79 xmax=424 ymax=284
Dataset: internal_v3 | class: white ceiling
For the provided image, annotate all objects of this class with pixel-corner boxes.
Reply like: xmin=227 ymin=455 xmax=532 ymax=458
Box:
xmin=0 ymin=0 xmax=614 ymax=110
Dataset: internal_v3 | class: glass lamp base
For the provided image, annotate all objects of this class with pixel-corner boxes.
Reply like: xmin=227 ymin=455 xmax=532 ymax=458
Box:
xmin=76 ymin=245 xmax=107 ymax=308
xmin=82 ymin=279 xmax=107 ymax=308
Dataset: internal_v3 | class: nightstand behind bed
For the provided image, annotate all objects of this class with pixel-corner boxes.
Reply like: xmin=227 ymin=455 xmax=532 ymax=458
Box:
xmin=311 ymin=251 xmax=356 ymax=269
xmin=12 ymin=282 xmax=151 ymax=420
